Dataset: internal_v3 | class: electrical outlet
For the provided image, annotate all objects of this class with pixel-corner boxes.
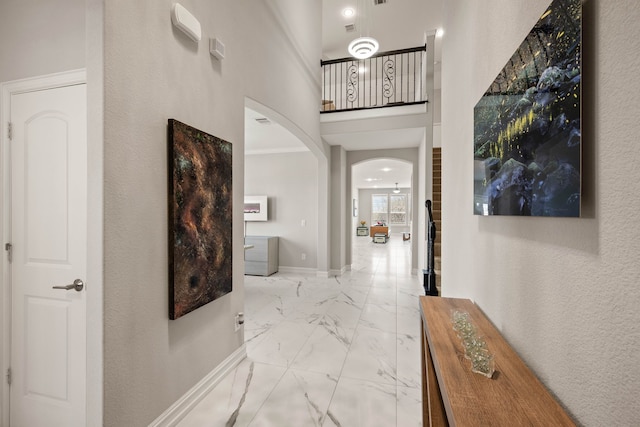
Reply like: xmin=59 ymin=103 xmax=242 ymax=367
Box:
xmin=234 ymin=313 xmax=244 ymax=332
xmin=301 ymin=253 xmax=306 ymax=261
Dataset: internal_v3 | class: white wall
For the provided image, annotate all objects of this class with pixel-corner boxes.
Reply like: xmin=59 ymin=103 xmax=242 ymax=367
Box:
xmin=0 ymin=0 xmax=85 ymax=82
xmin=442 ymin=1 xmax=640 ymax=425
xmin=86 ymin=0 xmax=105 ymax=423
xmin=417 ymin=133 xmax=427 ymax=280
xmin=433 ymin=123 xmax=441 ymax=148
xmin=419 ymin=35 xmax=435 ymax=279
xmin=102 ymin=0 xmax=322 ymax=425
xmin=330 ymin=146 xmax=347 ymax=273
xmin=245 ymin=152 xmax=318 ymax=270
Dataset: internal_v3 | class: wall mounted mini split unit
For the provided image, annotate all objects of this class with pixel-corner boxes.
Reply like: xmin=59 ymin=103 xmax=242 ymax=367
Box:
xmin=171 ymin=3 xmax=201 ymax=42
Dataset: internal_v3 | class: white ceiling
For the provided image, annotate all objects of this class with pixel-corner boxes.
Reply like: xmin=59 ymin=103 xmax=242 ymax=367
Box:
xmin=244 ymin=107 xmax=309 ymax=155
xmin=322 ymin=0 xmax=442 ymax=61
xmin=322 ymin=127 xmax=425 ymax=152
xmin=352 ymin=158 xmax=412 ymax=189
xmin=245 ymin=0 xmax=443 ymax=189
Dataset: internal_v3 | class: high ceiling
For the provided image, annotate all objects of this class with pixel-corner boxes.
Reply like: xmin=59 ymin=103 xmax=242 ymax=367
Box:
xmin=322 ymin=0 xmax=442 ymax=61
xmin=245 ymin=0 xmax=443 ymax=189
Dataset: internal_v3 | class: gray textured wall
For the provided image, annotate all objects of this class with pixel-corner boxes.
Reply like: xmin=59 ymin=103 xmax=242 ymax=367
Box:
xmin=442 ymin=0 xmax=640 ymax=425
xmin=102 ymin=0 xmax=322 ymax=425
xmin=245 ymin=151 xmax=319 ymax=270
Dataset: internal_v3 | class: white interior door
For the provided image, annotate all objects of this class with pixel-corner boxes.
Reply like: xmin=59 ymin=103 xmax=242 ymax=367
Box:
xmin=9 ymin=83 xmax=87 ymax=427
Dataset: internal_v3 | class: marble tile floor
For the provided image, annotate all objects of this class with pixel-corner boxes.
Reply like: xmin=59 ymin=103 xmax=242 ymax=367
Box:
xmin=177 ymin=234 xmax=425 ymax=427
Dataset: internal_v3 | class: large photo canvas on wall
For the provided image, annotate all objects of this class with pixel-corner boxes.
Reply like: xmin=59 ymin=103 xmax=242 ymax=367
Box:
xmin=473 ymin=0 xmax=582 ymax=216
xmin=167 ymin=119 xmax=233 ymax=320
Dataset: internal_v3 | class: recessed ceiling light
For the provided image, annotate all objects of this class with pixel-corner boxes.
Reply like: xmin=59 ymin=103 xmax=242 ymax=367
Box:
xmin=436 ymin=28 xmax=444 ymax=38
xmin=382 ymin=167 xmax=391 ymax=172
xmin=342 ymin=8 xmax=355 ymax=17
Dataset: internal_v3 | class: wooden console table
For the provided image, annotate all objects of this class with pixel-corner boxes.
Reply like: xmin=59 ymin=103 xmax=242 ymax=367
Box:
xmin=420 ymin=297 xmax=575 ymax=426
xmin=369 ymin=225 xmax=388 ymax=237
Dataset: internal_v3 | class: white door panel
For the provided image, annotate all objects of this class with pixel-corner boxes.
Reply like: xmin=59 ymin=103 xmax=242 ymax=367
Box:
xmin=25 ymin=113 xmax=70 ymax=262
xmin=9 ymin=83 xmax=87 ymax=427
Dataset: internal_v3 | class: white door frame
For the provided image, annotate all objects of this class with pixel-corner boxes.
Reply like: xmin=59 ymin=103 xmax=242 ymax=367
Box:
xmin=0 ymin=69 xmax=103 ymax=427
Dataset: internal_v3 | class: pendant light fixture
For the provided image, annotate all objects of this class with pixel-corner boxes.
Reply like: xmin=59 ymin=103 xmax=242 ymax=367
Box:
xmin=393 ymin=183 xmax=400 ymax=194
xmin=348 ymin=0 xmax=379 ymax=59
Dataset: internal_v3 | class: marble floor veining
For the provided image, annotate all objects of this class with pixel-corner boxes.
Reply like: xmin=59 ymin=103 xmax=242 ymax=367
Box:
xmin=177 ymin=234 xmax=425 ymax=427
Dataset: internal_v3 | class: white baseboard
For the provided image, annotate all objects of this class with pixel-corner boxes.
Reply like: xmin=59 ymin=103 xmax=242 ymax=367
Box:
xmin=329 ymin=266 xmax=348 ymax=277
xmin=277 ymin=266 xmax=317 ymax=274
xmin=275 ymin=268 xmax=332 ymax=278
xmin=148 ymin=344 xmax=247 ymax=427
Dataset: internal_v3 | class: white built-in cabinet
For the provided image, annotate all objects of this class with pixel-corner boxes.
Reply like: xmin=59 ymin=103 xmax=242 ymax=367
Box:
xmin=244 ymin=236 xmax=279 ymax=276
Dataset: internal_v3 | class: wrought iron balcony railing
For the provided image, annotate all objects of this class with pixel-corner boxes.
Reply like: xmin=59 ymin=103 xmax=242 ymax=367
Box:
xmin=321 ymin=45 xmax=427 ymax=113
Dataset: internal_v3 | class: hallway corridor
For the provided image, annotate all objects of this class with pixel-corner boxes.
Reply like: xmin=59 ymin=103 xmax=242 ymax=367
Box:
xmin=178 ymin=234 xmax=424 ymax=426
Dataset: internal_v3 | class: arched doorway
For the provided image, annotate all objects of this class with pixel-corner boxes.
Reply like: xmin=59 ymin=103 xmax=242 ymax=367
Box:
xmin=244 ymin=98 xmax=330 ymax=274
xmin=346 ymin=150 xmax=421 ymax=275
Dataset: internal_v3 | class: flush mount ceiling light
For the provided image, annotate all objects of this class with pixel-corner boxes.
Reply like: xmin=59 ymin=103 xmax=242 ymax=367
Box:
xmin=393 ymin=183 xmax=400 ymax=193
xmin=342 ymin=8 xmax=355 ymax=17
xmin=348 ymin=0 xmax=379 ymax=59
xmin=348 ymin=37 xmax=379 ymax=59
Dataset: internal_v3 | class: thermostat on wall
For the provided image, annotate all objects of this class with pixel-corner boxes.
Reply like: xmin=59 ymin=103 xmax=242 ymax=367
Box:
xmin=171 ymin=3 xmax=201 ymax=42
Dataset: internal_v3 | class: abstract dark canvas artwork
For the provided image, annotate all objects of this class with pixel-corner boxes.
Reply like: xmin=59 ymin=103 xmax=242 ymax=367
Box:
xmin=168 ymin=119 xmax=232 ymax=319
xmin=474 ymin=0 xmax=582 ymax=216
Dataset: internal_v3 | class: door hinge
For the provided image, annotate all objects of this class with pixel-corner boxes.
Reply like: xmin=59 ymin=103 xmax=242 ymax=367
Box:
xmin=6 ymin=368 xmax=11 ymax=386
xmin=5 ymin=243 xmax=12 ymax=263
xmin=7 ymin=122 xmax=12 ymax=140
